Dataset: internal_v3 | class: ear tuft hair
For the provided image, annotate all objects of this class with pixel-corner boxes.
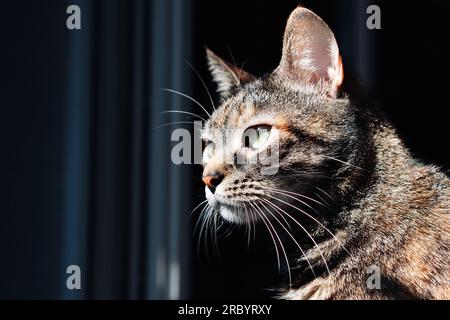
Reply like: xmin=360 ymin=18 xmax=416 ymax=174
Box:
xmin=206 ymin=48 xmax=255 ymax=100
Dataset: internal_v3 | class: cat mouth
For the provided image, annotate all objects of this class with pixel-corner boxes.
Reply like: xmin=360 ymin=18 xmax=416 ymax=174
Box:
xmin=217 ymin=202 xmax=248 ymax=224
xmin=206 ymin=198 xmax=246 ymax=224
xmin=205 ymin=187 xmax=256 ymax=224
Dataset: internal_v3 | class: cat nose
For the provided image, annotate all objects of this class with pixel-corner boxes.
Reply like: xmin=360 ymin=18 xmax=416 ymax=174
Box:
xmin=202 ymin=172 xmax=224 ymax=193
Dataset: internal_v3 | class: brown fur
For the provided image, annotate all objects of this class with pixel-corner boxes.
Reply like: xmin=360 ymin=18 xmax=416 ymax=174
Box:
xmin=203 ymin=7 xmax=449 ymax=299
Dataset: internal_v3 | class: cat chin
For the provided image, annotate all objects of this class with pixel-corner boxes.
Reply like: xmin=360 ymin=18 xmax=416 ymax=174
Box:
xmin=219 ymin=205 xmax=248 ymax=225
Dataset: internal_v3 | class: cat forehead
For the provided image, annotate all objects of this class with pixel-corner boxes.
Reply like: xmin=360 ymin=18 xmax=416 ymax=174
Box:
xmin=203 ymin=100 xmax=258 ymax=134
xmin=203 ymin=77 xmax=348 ymax=139
xmin=206 ymin=82 xmax=309 ymax=125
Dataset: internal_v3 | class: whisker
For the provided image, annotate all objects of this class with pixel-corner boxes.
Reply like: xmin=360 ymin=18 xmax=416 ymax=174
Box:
xmin=197 ymin=204 xmax=213 ymax=258
xmin=213 ymin=211 xmax=221 ymax=259
xmin=225 ymin=43 xmax=238 ymax=76
xmin=250 ymin=202 xmax=292 ymax=288
xmin=287 ymin=170 xmax=338 ymax=181
xmin=247 ymin=202 xmax=281 ymax=272
xmin=161 ymin=88 xmax=212 ymax=118
xmin=161 ymin=110 xmax=207 ymax=122
xmin=238 ymin=59 xmax=248 ymax=79
xmin=185 ymin=60 xmax=217 ymax=111
xmin=322 ymin=155 xmax=366 ymax=171
xmin=153 ymin=121 xmax=202 ymax=130
xmin=244 ymin=203 xmax=252 ymax=248
xmin=224 ymin=44 xmax=252 ymax=90
xmin=312 ymin=190 xmax=332 ymax=208
xmin=258 ymin=199 xmax=316 ymax=278
xmin=221 ymin=221 xmax=236 ymax=239
xmin=243 ymin=203 xmax=256 ymax=243
xmin=193 ymin=203 xmax=210 ymax=238
xmin=251 ymin=207 xmax=257 ymax=242
xmin=260 ymin=185 xmax=333 ymax=213
xmin=205 ymin=206 xmax=217 ymax=261
xmin=204 ymin=207 xmax=212 ymax=260
xmin=313 ymin=185 xmax=336 ymax=203
xmin=189 ymin=199 xmax=208 ymax=218
xmin=261 ymin=196 xmax=331 ymax=275
xmin=264 ymin=193 xmax=350 ymax=256
xmin=260 ymin=196 xmax=292 ymax=230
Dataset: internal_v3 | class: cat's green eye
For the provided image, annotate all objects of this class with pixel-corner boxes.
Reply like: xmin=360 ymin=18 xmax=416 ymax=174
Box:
xmin=203 ymin=141 xmax=215 ymax=161
xmin=243 ymin=125 xmax=272 ymax=149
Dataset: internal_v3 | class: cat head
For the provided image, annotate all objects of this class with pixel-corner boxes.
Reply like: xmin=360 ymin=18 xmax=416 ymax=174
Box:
xmin=202 ymin=7 xmax=360 ymax=224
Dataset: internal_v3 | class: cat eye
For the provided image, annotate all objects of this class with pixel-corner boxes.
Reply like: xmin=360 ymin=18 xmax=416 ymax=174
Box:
xmin=203 ymin=141 xmax=215 ymax=162
xmin=243 ymin=125 xmax=272 ymax=149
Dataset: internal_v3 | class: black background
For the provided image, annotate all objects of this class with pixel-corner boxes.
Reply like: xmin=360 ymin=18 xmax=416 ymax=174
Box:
xmin=191 ymin=0 xmax=450 ymax=299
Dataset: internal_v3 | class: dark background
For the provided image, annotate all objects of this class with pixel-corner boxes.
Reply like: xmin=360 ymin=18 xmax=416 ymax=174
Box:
xmin=0 ymin=0 xmax=448 ymax=299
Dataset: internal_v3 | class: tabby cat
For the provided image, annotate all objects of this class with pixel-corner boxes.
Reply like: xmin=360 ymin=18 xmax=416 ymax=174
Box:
xmin=200 ymin=6 xmax=449 ymax=299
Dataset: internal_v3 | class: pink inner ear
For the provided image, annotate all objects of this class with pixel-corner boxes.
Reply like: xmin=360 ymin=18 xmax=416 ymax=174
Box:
xmin=311 ymin=31 xmax=337 ymax=80
xmin=276 ymin=7 xmax=344 ymax=97
xmin=309 ymin=31 xmax=344 ymax=95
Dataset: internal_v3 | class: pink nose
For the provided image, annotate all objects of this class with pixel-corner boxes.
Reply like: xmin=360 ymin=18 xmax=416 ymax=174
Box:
xmin=202 ymin=172 xmax=224 ymax=192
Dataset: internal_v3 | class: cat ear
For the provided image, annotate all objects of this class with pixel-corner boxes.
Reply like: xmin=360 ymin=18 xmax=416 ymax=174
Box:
xmin=275 ymin=7 xmax=344 ymax=97
xmin=206 ymin=47 xmax=256 ymax=100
